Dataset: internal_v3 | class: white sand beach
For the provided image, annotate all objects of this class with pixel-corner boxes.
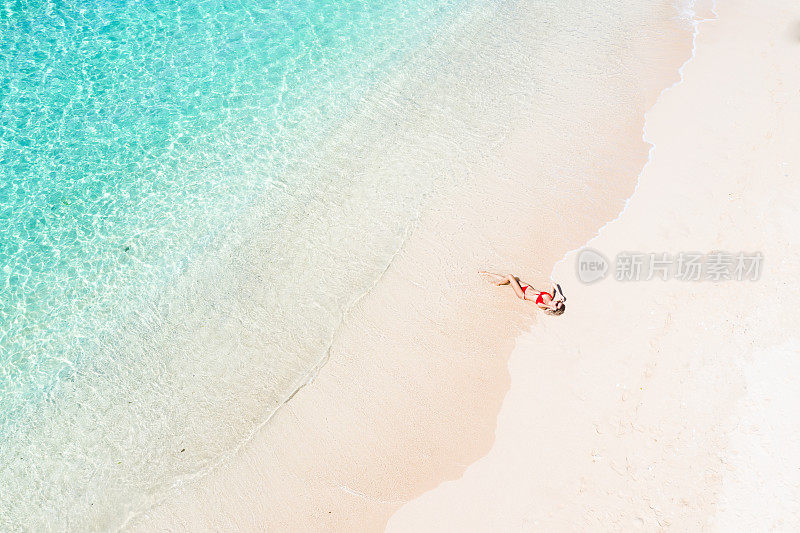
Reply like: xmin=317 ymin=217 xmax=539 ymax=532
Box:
xmin=390 ymin=0 xmax=800 ymax=529
xmin=128 ymin=0 xmax=800 ymax=530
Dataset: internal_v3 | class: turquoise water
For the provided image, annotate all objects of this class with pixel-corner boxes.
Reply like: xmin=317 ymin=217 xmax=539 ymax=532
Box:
xmin=0 ymin=0 xmax=697 ymax=527
xmin=0 ymin=0 xmax=467 ymax=527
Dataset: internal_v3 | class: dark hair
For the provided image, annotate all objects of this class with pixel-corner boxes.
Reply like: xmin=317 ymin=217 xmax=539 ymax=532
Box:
xmin=544 ymin=302 xmax=565 ymax=316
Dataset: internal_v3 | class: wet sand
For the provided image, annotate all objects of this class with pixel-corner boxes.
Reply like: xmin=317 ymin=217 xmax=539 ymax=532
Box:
xmin=389 ymin=0 xmax=800 ymax=529
xmin=127 ymin=1 xmax=697 ymax=529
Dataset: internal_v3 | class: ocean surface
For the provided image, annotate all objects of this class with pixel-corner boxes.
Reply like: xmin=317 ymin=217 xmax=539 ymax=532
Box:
xmin=0 ymin=0 xmax=470 ymax=528
xmin=0 ymin=0 xmax=697 ymax=528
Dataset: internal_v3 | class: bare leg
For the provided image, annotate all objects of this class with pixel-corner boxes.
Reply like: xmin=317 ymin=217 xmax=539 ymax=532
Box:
xmin=479 ymin=271 xmax=510 ymax=285
xmin=481 ymin=272 xmax=528 ymax=300
xmin=504 ymin=275 xmax=527 ymax=300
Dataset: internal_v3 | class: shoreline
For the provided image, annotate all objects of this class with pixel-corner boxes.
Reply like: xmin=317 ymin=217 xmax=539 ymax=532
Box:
xmin=129 ymin=1 xmax=698 ymax=530
xmin=389 ymin=0 xmax=800 ymax=528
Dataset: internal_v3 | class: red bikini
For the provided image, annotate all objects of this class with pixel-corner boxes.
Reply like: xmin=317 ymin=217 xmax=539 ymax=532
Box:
xmin=521 ymin=285 xmax=551 ymax=305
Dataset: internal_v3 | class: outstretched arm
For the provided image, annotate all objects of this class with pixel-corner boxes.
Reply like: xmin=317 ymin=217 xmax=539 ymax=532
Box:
xmin=551 ymin=281 xmax=565 ymax=302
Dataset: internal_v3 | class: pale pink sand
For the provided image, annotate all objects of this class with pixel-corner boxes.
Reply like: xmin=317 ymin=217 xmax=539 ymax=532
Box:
xmin=128 ymin=2 xmax=696 ymax=530
xmin=389 ymin=0 xmax=800 ymax=529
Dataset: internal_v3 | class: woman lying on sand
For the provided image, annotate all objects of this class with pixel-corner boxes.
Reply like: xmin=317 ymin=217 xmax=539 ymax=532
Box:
xmin=480 ymin=271 xmax=566 ymax=315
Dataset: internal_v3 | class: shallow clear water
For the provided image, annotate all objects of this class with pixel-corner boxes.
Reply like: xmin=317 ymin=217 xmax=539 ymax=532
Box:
xmin=0 ymin=0 xmax=698 ymax=528
xmin=0 ymin=0 xmax=467 ymax=528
